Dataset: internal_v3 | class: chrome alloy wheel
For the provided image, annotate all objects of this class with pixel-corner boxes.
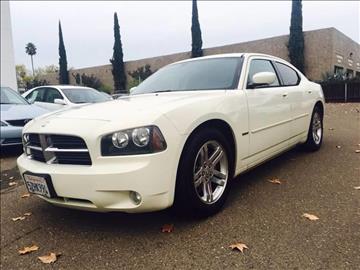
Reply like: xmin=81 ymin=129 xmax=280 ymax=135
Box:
xmin=312 ymin=112 xmax=322 ymax=145
xmin=193 ymin=140 xmax=229 ymax=204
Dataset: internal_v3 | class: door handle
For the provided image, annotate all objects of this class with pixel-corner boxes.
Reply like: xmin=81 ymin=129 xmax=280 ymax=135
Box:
xmin=282 ymin=93 xmax=288 ymax=97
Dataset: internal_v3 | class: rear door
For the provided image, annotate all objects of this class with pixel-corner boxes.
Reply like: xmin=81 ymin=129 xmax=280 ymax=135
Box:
xmin=273 ymin=61 xmax=309 ymax=137
xmin=244 ymin=58 xmax=292 ymax=159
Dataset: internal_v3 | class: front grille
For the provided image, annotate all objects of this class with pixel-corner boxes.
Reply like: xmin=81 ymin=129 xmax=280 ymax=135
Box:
xmin=25 ymin=134 xmax=91 ymax=165
xmin=6 ymin=119 xmax=32 ymax=127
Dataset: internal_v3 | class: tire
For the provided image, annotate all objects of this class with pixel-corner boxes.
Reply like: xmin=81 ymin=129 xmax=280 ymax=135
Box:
xmin=304 ymin=106 xmax=323 ymax=151
xmin=173 ymin=128 xmax=234 ymax=217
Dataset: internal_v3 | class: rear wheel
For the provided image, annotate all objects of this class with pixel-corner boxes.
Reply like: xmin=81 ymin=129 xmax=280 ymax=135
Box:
xmin=304 ymin=106 xmax=323 ymax=151
xmin=174 ymin=128 xmax=233 ymax=217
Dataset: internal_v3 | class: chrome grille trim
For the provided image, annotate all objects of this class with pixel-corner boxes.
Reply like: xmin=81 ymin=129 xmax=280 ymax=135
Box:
xmin=24 ymin=133 xmax=92 ymax=165
xmin=44 ymin=147 xmax=89 ymax=153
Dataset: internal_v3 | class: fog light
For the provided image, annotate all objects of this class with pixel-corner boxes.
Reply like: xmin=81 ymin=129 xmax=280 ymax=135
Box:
xmin=129 ymin=191 xmax=142 ymax=205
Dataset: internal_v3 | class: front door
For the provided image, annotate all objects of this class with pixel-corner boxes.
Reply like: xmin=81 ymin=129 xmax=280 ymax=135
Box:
xmin=244 ymin=58 xmax=292 ymax=159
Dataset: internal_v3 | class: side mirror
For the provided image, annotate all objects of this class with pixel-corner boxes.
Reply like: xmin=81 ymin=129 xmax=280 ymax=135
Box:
xmin=249 ymin=72 xmax=276 ymax=88
xmin=54 ymin=99 xmax=66 ymax=105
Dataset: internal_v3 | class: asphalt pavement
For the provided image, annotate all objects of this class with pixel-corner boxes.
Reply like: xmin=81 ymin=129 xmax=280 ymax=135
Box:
xmin=1 ymin=103 xmax=359 ymax=270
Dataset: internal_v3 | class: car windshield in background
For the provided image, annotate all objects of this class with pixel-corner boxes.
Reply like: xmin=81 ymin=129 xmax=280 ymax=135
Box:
xmin=0 ymin=87 xmax=29 ymax=105
xmin=61 ymin=88 xmax=110 ymax=104
xmin=131 ymin=57 xmax=243 ymax=95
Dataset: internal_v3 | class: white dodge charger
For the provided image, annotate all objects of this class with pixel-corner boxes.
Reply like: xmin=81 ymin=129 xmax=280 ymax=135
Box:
xmin=17 ymin=53 xmax=324 ymax=216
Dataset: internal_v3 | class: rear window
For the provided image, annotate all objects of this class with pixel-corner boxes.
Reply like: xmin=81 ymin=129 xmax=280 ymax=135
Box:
xmin=275 ymin=62 xmax=300 ymax=86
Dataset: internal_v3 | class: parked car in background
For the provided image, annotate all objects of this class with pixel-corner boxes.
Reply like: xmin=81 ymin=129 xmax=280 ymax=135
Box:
xmin=22 ymin=85 xmax=111 ymax=111
xmin=1 ymin=87 xmax=48 ymax=146
xmin=18 ymin=53 xmax=324 ymax=217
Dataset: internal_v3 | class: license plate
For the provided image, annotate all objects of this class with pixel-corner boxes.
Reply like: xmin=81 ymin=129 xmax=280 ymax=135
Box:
xmin=23 ymin=174 xmax=52 ymax=198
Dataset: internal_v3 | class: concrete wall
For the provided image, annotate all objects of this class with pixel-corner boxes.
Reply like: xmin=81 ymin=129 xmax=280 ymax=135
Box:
xmin=331 ymin=28 xmax=360 ymax=76
xmin=1 ymin=1 xmax=17 ymax=90
xmin=40 ymin=28 xmax=360 ymax=91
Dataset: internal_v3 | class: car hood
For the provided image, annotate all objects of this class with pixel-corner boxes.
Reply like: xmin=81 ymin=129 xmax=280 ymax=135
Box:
xmin=34 ymin=91 xmax=227 ymax=122
xmin=1 ymin=104 xmax=49 ymax=121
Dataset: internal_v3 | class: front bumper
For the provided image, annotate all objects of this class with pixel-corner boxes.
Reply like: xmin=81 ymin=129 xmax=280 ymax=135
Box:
xmin=17 ymin=149 xmax=178 ymax=213
xmin=0 ymin=126 xmax=23 ymax=146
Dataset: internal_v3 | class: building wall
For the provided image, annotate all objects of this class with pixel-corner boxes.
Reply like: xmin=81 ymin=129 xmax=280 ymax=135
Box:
xmin=41 ymin=28 xmax=360 ymax=90
xmin=331 ymin=28 xmax=360 ymax=78
xmin=1 ymin=1 xmax=18 ymax=90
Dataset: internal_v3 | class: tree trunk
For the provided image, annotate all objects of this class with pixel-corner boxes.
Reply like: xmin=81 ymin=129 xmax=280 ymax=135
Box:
xmin=31 ymin=55 xmax=34 ymax=77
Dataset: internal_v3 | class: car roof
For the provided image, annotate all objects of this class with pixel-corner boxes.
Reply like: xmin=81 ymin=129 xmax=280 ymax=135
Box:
xmin=29 ymin=85 xmax=94 ymax=91
xmin=172 ymin=53 xmax=286 ymax=65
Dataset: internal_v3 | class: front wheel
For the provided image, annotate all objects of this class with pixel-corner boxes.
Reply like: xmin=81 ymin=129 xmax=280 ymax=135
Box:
xmin=174 ymin=128 xmax=233 ymax=217
xmin=304 ymin=106 xmax=323 ymax=151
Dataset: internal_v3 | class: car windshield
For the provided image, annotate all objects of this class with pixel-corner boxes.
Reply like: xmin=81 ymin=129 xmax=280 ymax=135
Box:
xmin=61 ymin=88 xmax=110 ymax=104
xmin=0 ymin=87 xmax=29 ymax=105
xmin=131 ymin=57 xmax=243 ymax=95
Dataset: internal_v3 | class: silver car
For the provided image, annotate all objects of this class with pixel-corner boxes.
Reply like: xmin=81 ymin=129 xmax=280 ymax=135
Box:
xmin=1 ymin=87 xmax=48 ymax=146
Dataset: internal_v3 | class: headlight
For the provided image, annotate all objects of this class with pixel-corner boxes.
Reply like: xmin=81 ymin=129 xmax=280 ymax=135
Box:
xmin=0 ymin=121 xmax=8 ymax=127
xmin=101 ymin=125 xmax=167 ymax=156
xmin=132 ymin=127 xmax=150 ymax=147
xmin=112 ymin=131 xmax=129 ymax=148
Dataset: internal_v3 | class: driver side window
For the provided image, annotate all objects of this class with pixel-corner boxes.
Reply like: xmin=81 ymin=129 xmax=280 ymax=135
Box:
xmin=44 ymin=88 xmax=63 ymax=103
xmin=247 ymin=59 xmax=280 ymax=88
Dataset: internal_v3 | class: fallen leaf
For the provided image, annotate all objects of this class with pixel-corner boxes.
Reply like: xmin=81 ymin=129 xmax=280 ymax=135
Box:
xmin=9 ymin=182 xmax=17 ymax=186
xmin=38 ymin=252 xmax=59 ymax=264
xmin=355 ymin=150 xmax=360 ymax=153
xmin=12 ymin=216 xmax=26 ymax=221
xmin=23 ymin=212 xmax=32 ymax=216
xmin=161 ymin=224 xmax=174 ymax=233
xmin=229 ymin=243 xmax=248 ymax=253
xmin=336 ymin=145 xmax=341 ymax=149
xmin=268 ymin=178 xmax=282 ymax=185
xmin=21 ymin=193 xmax=30 ymax=198
xmin=354 ymin=186 xmax=360 ymax=190
xmin=9 ymin=176 xmax=14 ymax=180
xmin=18 ymin=245 xmax=39 ymax=255
xmin=302 ymin=213 xmax=319 ymax=221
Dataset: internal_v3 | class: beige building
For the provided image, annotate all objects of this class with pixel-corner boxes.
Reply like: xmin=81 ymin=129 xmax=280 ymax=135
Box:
xmin=42 ymin=27 xmax=360 ymax=92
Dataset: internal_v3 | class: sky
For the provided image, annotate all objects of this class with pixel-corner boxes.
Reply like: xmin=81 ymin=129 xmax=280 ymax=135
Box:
xmin=10 ymin=1 xmax=360 ymax=70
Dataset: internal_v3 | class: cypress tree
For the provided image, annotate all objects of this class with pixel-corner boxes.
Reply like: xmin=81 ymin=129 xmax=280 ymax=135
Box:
xmin=110 ymin=12 xmax=126 ymax=91
xmin=58 ymin=21 xmax=69 ymax=84
xmin=288 ymin=0 xmax=305 ymax=74
xmin=191 ymin=0 xmax=203 ymax=58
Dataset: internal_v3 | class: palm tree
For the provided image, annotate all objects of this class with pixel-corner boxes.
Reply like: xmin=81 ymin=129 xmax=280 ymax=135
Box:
xmin=25 ymin=42 xmax=37 ymax=76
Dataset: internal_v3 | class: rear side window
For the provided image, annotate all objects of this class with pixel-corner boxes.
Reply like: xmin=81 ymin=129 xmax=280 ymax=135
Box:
xmin=275 ymin=62 xmax=300 ymax=86
xmin=247 ymin=59 xmax=280 ymax=88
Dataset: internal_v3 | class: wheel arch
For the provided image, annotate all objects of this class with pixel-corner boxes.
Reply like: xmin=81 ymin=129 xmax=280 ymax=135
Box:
xmin=314 ymin=100 xmax=324 ymax=118
xmin=179 ymin=119 xmax=237 ymax=174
